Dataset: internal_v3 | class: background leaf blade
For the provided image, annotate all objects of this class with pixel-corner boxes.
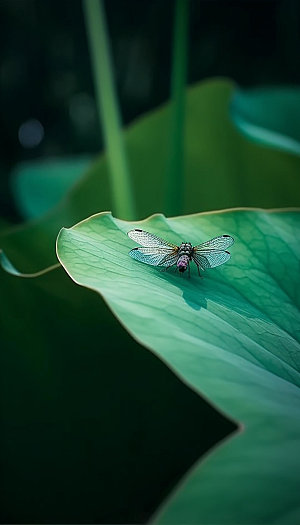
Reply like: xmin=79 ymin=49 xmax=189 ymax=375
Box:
xmin=2 ymin=79 xmax=300 ymax=271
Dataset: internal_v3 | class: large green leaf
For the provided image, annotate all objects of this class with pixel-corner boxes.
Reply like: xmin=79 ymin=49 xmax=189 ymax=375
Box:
xmin=2 ymin=78 xmax=300 ymax=522
xmin=230 ymin=86 xmax=300 ymax=156
xmin=2 ymin=79 xmax=300 ymax=269
xmin=57 ymin=208 xmax=300 ymax=524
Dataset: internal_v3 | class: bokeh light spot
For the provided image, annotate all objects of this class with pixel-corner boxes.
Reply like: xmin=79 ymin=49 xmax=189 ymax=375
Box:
xmin=18 ymin=118 xmax=44 ymax=148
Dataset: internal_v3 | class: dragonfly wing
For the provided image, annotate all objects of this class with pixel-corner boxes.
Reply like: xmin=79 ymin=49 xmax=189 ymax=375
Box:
xmin=194 ymin=235 xmax=234 ymax=251
xmin=129 ymin=247 xmax=178 ymax=267
xmin=159 ymin=253 xmax=179 ymax=267
xmin=128 ymin=229 xmax=177 ymax=249
xmin=193 ymin=250 xmax=231 ymax=269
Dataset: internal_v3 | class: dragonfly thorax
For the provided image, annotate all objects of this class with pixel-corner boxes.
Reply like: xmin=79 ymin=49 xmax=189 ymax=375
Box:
xmin=178 ymin=242 xmax=193 ymax=256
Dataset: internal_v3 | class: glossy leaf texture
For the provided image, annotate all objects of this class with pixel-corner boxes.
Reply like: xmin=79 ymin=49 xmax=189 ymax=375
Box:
xmin=230 ymin=86 xmax=300 ymax=156
xmin=57 ymin=208 xmax=300 ymax=524
xmin=2 ymin=79 xmax=300 ymax=269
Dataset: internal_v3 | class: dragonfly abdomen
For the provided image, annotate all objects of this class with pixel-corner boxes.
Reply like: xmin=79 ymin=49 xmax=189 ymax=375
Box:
xmin=176 ymin=243 xmax=193 ymax=273
xmin=177 ymin=255 xmax=190 ymax=272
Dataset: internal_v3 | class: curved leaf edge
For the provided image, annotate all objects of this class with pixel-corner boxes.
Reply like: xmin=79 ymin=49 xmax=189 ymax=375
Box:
xmin=2 ymin=206 xmax=299 ymax=278
xmin=230 ymin=113 xmax=300 ymax=157
xmin=230 ymin=85 xmax=300 ymax=156
xmin=0 ymin=249 xmax=60 ymax=278
xmin=150 ymin=424 xmax=244 ymax=523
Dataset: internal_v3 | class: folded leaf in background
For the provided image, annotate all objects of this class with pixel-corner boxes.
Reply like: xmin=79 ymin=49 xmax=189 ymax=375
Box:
xmin=2 ymin=79 xmax=300 ymax=271
xmin=230 ymin=86 xmax=300 ymax=156
xmin=57 ymin=208 xmax=300 ymax=524
xmin=11 ymin=155 xmax=93 ymax=220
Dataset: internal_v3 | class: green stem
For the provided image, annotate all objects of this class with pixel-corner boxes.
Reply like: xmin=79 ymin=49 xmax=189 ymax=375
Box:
xmin=165 ymin=0 xmax=189 ymax=216
xmin=83 ymin=0 xmax=136 ymax=220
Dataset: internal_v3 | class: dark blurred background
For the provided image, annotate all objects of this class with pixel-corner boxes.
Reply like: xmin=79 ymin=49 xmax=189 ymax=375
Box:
xmin=1 ymin=0 xmax=300 ymax=221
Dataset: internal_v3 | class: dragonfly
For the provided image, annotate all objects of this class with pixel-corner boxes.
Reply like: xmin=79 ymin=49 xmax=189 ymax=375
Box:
xmin=128 ymin=229 xmax=234 ymax=276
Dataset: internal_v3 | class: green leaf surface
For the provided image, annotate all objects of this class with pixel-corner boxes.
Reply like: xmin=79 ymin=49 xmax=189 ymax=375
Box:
xmin=11 ymin=155 xmax=92 ymax=219
xmin=57 ymin=208 xmax=300 ymax=524
xmin=0 ymin=263 xmax=234 ymax=522
xmin=2 ymin=79 xmax=300 ymax=270
xmin=230 ymin=86 xmax=300 ymax=156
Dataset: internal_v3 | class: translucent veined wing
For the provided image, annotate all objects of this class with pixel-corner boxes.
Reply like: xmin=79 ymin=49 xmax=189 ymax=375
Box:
xmin=129 ymin=247 xmax=178 ymax=267
xmin=192 ymin=250 xmax=231 ymax=270
xmin=159 ymin=253 xmax=179 ymax=267
xmin=194 ymin=235 xmax=234 ymax=251
xmin=128 ymin=229 xmax=177 ymax=249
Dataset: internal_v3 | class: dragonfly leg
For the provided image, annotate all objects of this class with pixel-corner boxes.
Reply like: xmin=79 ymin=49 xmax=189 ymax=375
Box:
xmin=195 ymin=261 xmax=202 ymax=277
